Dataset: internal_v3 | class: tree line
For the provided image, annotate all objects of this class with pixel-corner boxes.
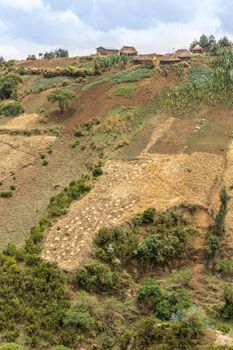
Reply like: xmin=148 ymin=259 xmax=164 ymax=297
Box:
xmin=190 ymin=34 xmax=232 ymax=52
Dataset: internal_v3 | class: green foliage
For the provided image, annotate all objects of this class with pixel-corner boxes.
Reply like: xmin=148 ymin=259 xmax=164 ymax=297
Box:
xmin=92 ymin=165 xmax=103 ymax=177
xmin=47 ymin=180 xmax=91 ymax=219
xmin=171 ymin=268 xmax=193 ymax=287
xmin=221 ymin=285 xmax=233 ymax=319
xmin=51 ymin=346 xmax=71 ymax=350
xmin=135 ymin=212 xmax=194 ymax=267
xmin=206 ymin=188 xmax=230 ymax=258
xmin=95 ymin=210 xmax=194 ymax=269
xmin=138 ymin=279 xmax=192 ymax=320
xmin=0 ymin=100 xmax=24 ymax=116
xmin=94 ymin=225 xmax=140 ymax=266
xmin=0 ymin=191 xmax=13 ymax=198
xmin=47 ymin=89 xmax=76 ymax=113
xmin=0 ymin=73 xmax=22 ymax=100
xmin=136 ymin=308 xmax=204 ymax=349
xmin=217 ymin=259 xmax=233 ymax=279
xmin=216 ymin=322 xmax=230 ymax=334
xmin=0 ymin=344 xmax=23 ymax=350
xmin=0 ymin=260 xmax=70 ymax=347
xmin=29 ymin=76 xmax=68 ymax=94
xmin=74 ymin=263 xmax=120 ymax=293
xmin=83 ymin=68 xmax=152 ymax=91
xmin=212 ymin=47 xmax=233 ymax=91
xmin=110 ymin=84 xmax=136 ymax=98
xmin=63 ymin=302 xmax=94 ymax=331
xmin=93 ymin=55 xmax=128 ymax=74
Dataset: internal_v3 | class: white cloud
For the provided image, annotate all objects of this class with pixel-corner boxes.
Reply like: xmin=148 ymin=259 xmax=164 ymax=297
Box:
xmin=0 ymin=0 xmax=232 ymax=59
xmin=0 ymin=0 xmax=48 ymax=12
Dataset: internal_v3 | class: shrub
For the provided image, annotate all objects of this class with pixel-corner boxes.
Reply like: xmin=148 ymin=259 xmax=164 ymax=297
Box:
xmin=171 ymin=268 xmax=193 ymax=287
xmin=52 ymin=346 xmax=72 ymax=350
xmin=216 ymin=322 xmax=230 ymax=334
xmin=0 ymin=192 xmax=13 ymax=198
xmin=0 ymin=344 xmax=23 ymax=350
xmin=221 ymin=285 xmax=233 ymax=319
xmin=92 ymin=165 xmax=103 ymax=177
xmin=42 ymin=159 xmax=48 ymax=166
xmin=94 ymin=226 xmax=139 ymax=266
xmin=216 ymin=259 xmax=233 ymax=279
xmin=63 ymin=302 xmax=94 ymax=331
xmin=138 ymin=279 xmax=193 ymax=320
xmin=0 ymin=100 xmax=24 ymax=116
xmin=10 ymin=185 xmax=16 ymax=191
xmin=74 ymin=263 xmax=120 ymax=293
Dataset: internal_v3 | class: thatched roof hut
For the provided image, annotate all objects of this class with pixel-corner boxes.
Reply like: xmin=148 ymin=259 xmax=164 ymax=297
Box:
xmin=132 ymin=55 xmax=154 ymax=65
xmin=96 ymin=47 xmax=119 ymax=56
xmin=160 ymin=54 xmax=181 ymax=65
xmin=175 ymin=49 xmax=191 ymax=61
xmin=192 ymin=44 xmax=203 ymax=54
xmin=120 ymin=46 xmax=138 ymax=56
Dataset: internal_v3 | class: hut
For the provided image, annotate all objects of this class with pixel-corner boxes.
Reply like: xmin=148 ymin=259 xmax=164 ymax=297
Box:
xmin=160 ymin=54 xmax=181 ymax=65
xmin=191 ymin=44 xmax=203 ymax=54
xmin=96 ymin=47 xmax=119 ymax=56
xmin=132 ymin=55 xmax=153 ymax=65
xmin=175 ymin=49 xmax=191 ymax=61
xmin=120 ymin=46 xmax=138 ymax=57
xmin=202 ymin=43 xmax=211 ymax=53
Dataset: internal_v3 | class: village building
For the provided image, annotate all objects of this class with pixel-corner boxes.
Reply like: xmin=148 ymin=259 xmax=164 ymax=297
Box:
xmin=96 ymin=47 xmax=119 ymax=56
xmin=120 ymin=46 xmax=138 ymax=57
xmin=175 ymin=49 xmax=191 ymax=61
xmin=160 ymin=54 xmax=181 ymax=65
xmin=191 ymin=44 xmax=203 ymax=54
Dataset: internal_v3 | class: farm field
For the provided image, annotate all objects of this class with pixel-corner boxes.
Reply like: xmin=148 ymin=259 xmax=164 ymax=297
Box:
xmin=1 ymin=52 xmax=233 ymax=350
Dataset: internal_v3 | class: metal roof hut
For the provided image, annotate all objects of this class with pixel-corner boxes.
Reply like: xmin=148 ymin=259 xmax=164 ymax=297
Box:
xmin=96 ymin=47 xmax=119 ymax=56
xmin=120 ymin=46 xmax=138 ymax=56
xmin=160 ymin=54 xmax=181 ymax=65
xmin=192 ymin=44 xmax=203 ymax=54
xmin=175 ymin=49 xmax=191 ymax=61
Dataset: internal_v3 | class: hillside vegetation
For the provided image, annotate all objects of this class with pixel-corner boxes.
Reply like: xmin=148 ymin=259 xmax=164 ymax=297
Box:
xmin=0 ymin=49 xmax=233 ymax=350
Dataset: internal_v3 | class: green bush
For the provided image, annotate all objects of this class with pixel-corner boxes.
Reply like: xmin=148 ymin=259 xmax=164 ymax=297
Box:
xmin=0 ymin=100 xmax=24 ymax=116
xmin=171 ymin=268 xmax=193 ymax=287
xmin=138 ymin=279 xmax=193 ymax=320
xmin=216 ymin=322 xmax=230 ymax=334
xmin=221 ymin=285 xmax=233 ymax=319
xmin=0 ymin=192 xmax=13 ymax=198
xmin=0 ymin=344 xmax=23 ymax=350
xmin=74 ymin=263 xmax=120 ymax=293
xmin=92 ymin=165 xmax=103 ymax=177
xmin=94 ymin=226 xmax=139 ymax=266
xmin=63 ymin=302 xmax=94 ymax=331
xmin=51 ymin=346 xmax=72 ymax=350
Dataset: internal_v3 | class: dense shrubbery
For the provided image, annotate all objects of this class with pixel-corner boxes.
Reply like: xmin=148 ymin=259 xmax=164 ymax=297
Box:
xmin=93 ymin=55 xmax=128 ymax=74
xmin=0 ymin=257 xmax=70 ymax=347
xmin=0 ymin=73 xmax=22 ymax=100
xmin=74 ymin=263 xmax=121 ymax=293
xmin=94 ymin=209 xmax=195 ymax=269
xmin=138 ymin=279 xmax=193 ymax=320
xmin=0 ymin=100 xmax=24 ymax=116
xmin=206 ymin=188 xmax=230 ymax=258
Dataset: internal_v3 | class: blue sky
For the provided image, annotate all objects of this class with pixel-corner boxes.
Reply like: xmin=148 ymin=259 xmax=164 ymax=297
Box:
xmin=0 ymin=0 xmax=232 ymax=59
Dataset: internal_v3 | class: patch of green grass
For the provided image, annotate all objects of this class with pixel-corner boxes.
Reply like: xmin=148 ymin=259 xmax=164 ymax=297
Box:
xmin=82 ymin=68 xmax=152 ymax=92
xmin=110 ymin=84 xmax=136 ymax=98
xmin=26 ymin=76 xmax=70 ymax=94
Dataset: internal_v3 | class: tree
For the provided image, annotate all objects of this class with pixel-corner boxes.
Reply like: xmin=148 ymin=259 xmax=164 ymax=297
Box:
xmin=209 ymin=34 xmax=216 ymax=46
xmin=47 ymin=89 xmax=76 ymax=113
xmin=0 ymin=73 xmax=22 ymax=100
xmin=55 ymin=48 xmax=69 ymax=58
xmin=199 ymin=34 xmax=209 ymax=48
xmin=213 ymin=47 xmax=233 ymax=89
xmin=44 ymin=51 xmax=55 ymax=59
xmin=218 ymin=36 xmax=232 ymax=47
xmin=26 ymin=54 xmax=36 ymax=61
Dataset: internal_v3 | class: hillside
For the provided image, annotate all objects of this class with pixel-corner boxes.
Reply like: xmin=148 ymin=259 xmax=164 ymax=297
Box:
xmin=1 ymin=51 xmax=233 ymax=350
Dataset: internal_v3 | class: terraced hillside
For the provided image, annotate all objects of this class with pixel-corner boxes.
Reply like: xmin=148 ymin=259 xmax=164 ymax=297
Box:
xmin=1 ymin=52 xmax=233 ymax=350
